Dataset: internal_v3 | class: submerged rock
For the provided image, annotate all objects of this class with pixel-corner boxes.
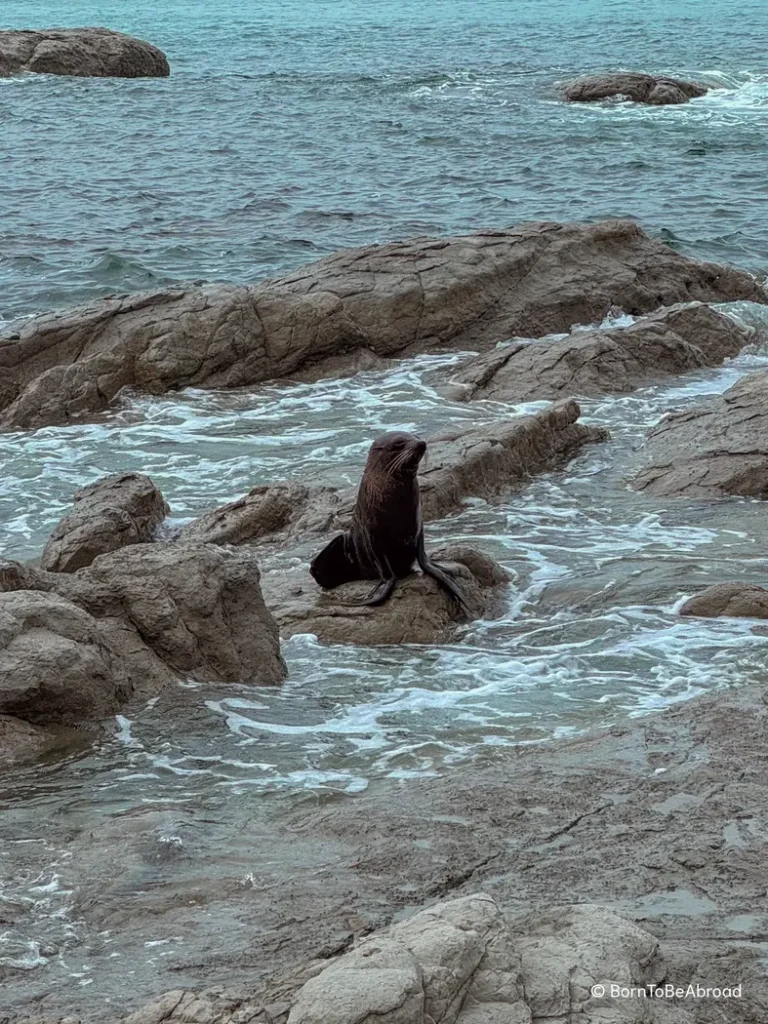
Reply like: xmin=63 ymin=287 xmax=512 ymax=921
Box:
xmin=680 ymin=583 xmax=768 ymax=619
xmin=633 ymin=368 xmax=768 ymax=498
xmin=182 ymin=402 xmax=609 ymax=549
xmin=0 ymin=543 xmax=286 ymax=732
xmin=41 ymin=472 xmax=170 ymax=573
xmin=1 ymin=220 xmax=764 ymax=429
xmin=268 ymin=545 xmax=510 ymax=646
xmin=443 ymin=303 xmax=754 ymax=403
xmin=0 ymin=714 xmax=53 ymax=767
xmin=0 ymin=28 xmax=170 ymax=78
xmin=562 ymin=72 xmax=707 ymax=105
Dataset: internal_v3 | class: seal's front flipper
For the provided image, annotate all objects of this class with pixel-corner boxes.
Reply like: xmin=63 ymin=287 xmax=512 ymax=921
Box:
xmin=416 ymin=533 xmax=474 ymax=618
xmin=310 ymin=533 xmax=362 ymax=590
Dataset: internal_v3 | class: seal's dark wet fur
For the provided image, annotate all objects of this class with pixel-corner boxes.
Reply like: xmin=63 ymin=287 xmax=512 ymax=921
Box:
xmin=310 ymin=431 xmax=472 ymax=614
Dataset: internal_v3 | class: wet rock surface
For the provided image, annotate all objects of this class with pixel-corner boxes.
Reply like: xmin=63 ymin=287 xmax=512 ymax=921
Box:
xmin=443 ymin=303 xmax=754 ymax=403
xmin=633 ymin=368 xmax=768 ymax=497
xmin=680 ymin=582 xmax=768 ymax=619
xmin=1 ymin=220 xmax=764 ymax=429
xmin=41 ymin=472 xmax=170 ymax=573
xmin=6 ymin=683 xmax=768 ymax=1022
xmin=561 ymin=72 xmax=708 ymax=105
xmin=268 ymin=545 xmax=509 ymax=646
xmin=0 ymin=715 xmax=53 ymax=767
xmin=0 ymin=28 xmax=170 ymax=78
xmin=0 ymin=543 xmax=285 ymax=732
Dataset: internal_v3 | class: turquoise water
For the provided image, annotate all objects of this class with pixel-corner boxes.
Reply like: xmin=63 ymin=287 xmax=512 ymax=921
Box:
xmin=2 ymin=0 xmax=768 ymax=320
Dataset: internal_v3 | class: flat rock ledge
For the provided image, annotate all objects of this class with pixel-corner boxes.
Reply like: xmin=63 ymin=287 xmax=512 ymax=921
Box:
xmin=562 ymin=72 xmax=708 ymax=105
xmin=182 ymin=402 xmax=609 ymax=549
xmin=0 ymin=543 xmax=285 ymax=763
xmin=633 ymin=368 xmax=768 ymax=498
xmin=120 ymin=895 xmax=668 ymax=1024
xmin=680 ymin=582 xmax=768 ymax=619
xmin=268 ymin=546 xmax=510 ymax=646
xmin=1 ymin=219 xmax=764 ymax=429
xmin=41 ymin=471 xmax=169 ymax=572
xmin=0 ymin=28 xmax=170 ymax=78
xmin=441 ymin=303 xmax=755 ymax=403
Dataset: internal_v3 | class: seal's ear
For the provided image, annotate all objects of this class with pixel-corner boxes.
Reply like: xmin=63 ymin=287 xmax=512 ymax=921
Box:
xmin=310 ymin=533 xmax=363 ymax=590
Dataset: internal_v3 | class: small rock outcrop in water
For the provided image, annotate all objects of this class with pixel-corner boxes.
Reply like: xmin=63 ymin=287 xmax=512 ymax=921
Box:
xmin=41 ymin=471 xmax=169 ymax=573
xmin=123 ymin=894 xmax=666 ymax=1024
xmin=562 ymin=72 xmax=708 ymax=105
xmin=182 ymin=402 xmax=608 ymax=549
xmin=681 ymin=583 xmax=768 ymax=619
xmin=0 ymin=28 xmax=170 ymax=78
xmin=269 ymin=546 xmax=510 ymax=646
xmin=633 ymin=369 xmax=768 ymax=498
xmin=1 ymin=220 xmax=764 ymax=429
xmin=0 ymin=544 xmax=286 ymax=748
xmin=442 ymin=303 xmax=754 ymax=403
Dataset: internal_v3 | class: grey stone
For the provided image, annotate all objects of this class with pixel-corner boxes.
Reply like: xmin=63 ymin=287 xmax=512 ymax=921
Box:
xmin=0 ymin=28 xmax=170 ymax=78
xmin=41 ymin=472 xmax=170 ymax=573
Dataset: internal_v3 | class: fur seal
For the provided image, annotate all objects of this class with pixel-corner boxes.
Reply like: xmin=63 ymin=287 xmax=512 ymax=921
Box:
xmin=309 ymin=431 xmax=472 ymax=615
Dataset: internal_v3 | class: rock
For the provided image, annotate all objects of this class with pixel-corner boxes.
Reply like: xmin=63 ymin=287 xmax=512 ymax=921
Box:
xmin=123 ymin=991 xmax=267 ymax=1024
xmin=0 ymin=543 xmax=286 ymax=729
xmin=65 ymin=543 xmax=286 ymax=687
xmin=1 ymin=220 xmax=764 ymax=429
xmin=512 ymin=905 xmax=665 ymax=1022
xmin=181 ymin=484 xmax=319 ymax=547
xmin=562 ymin=72 xmax=707 ymax=105
xmin=267 ymin=545 xmax=510 ymax=646
xmin=418 ymin=401 xmax=606 ymax=522
xmin=680 ymin=583 xmax=768 ymax=619
xmin=41 ymin=472 xmax=170 ymax=573
xmin=286 ymin=894 xmax=668 ymax=1024
xmin=0 ymin=28 xmax=170 ymax=78
xmin=288 ymin=894 xmax=528 ymax=1024
xmin=0 ymin=589 xmax=132 ymax=724
xmin=444 ymin=304 xmax=754 ymax=403
xmin=633 ymin=368 xmax=768 ymax=497
xmin=0 ymin=714 xmax=52 ymax=766
xmin=182 ymin=403 xmax=609 ymax=549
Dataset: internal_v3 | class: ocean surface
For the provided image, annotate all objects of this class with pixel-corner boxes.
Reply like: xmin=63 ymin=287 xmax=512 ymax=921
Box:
xmin=2 ymin=0 xmax=768 ymax=1012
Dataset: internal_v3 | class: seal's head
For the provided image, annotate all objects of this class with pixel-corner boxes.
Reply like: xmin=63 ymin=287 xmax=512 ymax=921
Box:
xmin=366 ymin=431 xmax=427 ymax=479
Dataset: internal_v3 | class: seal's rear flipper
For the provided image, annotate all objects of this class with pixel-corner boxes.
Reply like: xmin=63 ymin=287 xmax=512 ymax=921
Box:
xmin=360 ymin=578 xmax=397 ymax=606
xmin=310 ymin=533 xmax=363 ymax=590
xmin=416 ymin=532 xmax=474 ymax=618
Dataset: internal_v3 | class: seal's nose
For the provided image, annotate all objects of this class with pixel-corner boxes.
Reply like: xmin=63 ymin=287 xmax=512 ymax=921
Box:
xmin=414 ymin=439 xmax=427 ymax=457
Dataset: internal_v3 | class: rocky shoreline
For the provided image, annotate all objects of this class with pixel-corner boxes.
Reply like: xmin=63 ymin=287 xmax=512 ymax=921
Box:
xmin=7 ymin=680 xmax=768 ymax=1023
xmin=1 ymin=219 xmax=764 ymax=430
xmin=3 ymin=221 xmax=768 ymax=1021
